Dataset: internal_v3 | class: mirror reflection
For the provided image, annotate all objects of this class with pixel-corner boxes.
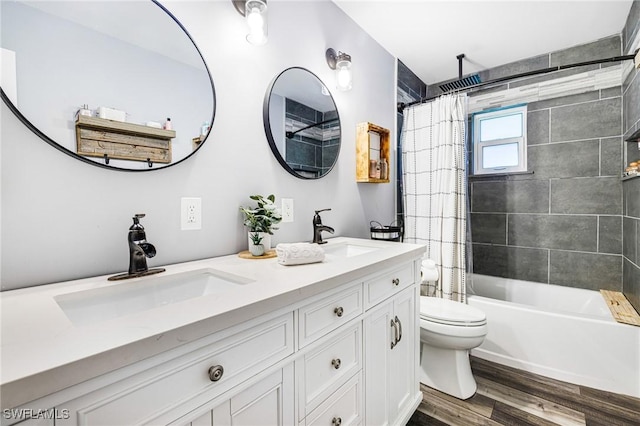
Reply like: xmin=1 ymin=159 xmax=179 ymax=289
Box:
xmin=264 ymin=67 xmax=340 ymax=179
xmin=0 ymin=0 xmax=215 ymax=171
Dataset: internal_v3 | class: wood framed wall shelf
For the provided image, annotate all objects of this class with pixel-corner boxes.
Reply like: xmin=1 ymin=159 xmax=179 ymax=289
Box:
xmin=75 ymin=115 xmax=176 ymax=164
xmin=356 ymin=122 xmax=391 ymax=183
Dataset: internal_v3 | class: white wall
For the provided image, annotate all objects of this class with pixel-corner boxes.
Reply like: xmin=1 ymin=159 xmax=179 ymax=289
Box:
xmin=0 ymin=0 xmax=397 ymax=290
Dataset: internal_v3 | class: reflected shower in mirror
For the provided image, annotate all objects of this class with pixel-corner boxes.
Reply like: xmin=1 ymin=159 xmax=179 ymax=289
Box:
xmin=263 ymin=67 xmax=340 ymax=179
xmin=0 ymin=0 xmax=215 ymax=171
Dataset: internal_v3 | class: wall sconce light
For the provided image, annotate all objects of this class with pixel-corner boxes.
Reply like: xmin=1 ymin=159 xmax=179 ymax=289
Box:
xmin=233 ymin=0 xmax=268 ymax=45
xmin=326 ymin=48 xmax=352 ymax=91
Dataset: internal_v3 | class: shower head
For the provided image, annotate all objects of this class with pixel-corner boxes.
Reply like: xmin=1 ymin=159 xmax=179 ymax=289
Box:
xmin=438 ymin=53 xmax=482 ymax=92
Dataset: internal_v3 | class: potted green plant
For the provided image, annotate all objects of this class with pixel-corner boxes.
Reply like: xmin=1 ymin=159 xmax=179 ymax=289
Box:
xmin=239 ymin=194 xmax=282 ymax=250
xmin=248 ymin=232 xmax=265 ymax=256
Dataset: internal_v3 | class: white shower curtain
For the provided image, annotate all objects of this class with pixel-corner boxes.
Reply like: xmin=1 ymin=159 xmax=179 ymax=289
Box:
xmin=401 ymin=94 xmax=468 ymax=302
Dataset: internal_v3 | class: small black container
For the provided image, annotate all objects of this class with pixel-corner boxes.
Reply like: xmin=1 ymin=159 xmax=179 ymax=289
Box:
xmin=370 ymin=220 xmax=403 ymax=242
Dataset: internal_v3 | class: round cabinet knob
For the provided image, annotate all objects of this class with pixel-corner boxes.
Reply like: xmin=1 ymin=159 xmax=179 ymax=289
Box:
xmin=392 ymin=278 xmax=400 ymax=286
xmin=334 ymin=306 xmax=344 ymax=317
xmin=331 ymin=358 xmax=341 ymax=369
xmin=332 ymin=417 xmax=342 ymax=426
xmin=208 ymin=365 xmax=224 ymax=382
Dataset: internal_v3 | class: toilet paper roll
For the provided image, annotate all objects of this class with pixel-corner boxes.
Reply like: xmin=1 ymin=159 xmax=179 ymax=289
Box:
xmin=421 ymin=259 xmax=439 ymax=283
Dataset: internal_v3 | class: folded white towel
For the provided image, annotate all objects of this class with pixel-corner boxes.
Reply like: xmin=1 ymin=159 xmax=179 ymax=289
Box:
xmin=276 ymin=243 xmax=325 ymax=266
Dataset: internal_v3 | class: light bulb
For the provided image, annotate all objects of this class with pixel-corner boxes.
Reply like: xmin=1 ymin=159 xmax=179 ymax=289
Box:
xmin=245 ymin=0 xmax=267 ymax=45
xmin=336 ymin=62 xmax=352 ymax=91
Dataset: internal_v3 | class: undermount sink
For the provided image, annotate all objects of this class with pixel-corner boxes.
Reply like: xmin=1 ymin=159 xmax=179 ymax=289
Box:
xmin=323 ymin=242 xmax=380 ymax=258
xmin=55 ymin=268 xmax=253 ymax=325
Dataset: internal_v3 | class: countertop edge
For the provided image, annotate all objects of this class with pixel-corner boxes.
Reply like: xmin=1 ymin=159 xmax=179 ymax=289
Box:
xmin=1 ymin=238 xmax=426 ymax=409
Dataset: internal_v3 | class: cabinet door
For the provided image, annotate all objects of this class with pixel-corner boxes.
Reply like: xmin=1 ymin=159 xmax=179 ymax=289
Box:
xmin=389 ymin=287 xmax=416 ymax=422
xmin=182 ymin=364 xmax=294 ymax=426
xmin=364 ymin=301 xmax=393 ymax=426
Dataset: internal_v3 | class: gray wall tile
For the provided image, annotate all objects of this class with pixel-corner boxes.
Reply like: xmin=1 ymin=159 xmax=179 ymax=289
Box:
xmin=550 ymin=98 xmax=622 ymax=142
xmin=550 ymin=36 xmax=621 ymax=67
xmin=601 ymin=137 xmax=623 ymax=176
xmin=528 ymin=91 xmax=599 ymax=111
xmin=471 ymin=213 xmax=507 ymax=244
xmin=625 ymin=179 xmax=640 ymax=218
xmin=550 ymin=251 xmax=622 ymax=291
xmin=601 ymin=86 xmax=622 ymax=99
xmin=472 ymin=244 xmax=549 ymax=282
xmin=623 ymin=72 xmax=639 ymax=134
xmin=473 ymin=244 xmax=509 ymax=278
xmin=472 ymin=180 xmax=549 ymax=213
xmin=550 ymin=177 xmax=622 ymax=215
xmin=527 ymin=109 xmax=549 ymax=145
xmin=623 ymin=217 xmax=637 ymax=261
xmin=623 ymin=258 xmax=640 ymax=314
xmin=508 ymin=214 xmax=597 ymax=251
xmin=528 ymin=140 xmax=600 ymax=179
xmin=599 ymin=216 xmax=622 ymax=254
xmin=478 ymin=54 xmax=549 ymax=82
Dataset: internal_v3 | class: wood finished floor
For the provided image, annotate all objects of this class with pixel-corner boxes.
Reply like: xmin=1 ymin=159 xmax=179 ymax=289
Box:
xmin=407 ymin=357 xmax=640 ymax=426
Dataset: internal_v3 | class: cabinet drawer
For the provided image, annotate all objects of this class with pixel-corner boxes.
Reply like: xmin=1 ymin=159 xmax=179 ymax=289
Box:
xmin=60 ymin=313 xmax=294 ymax=425
xmin=304 ymin=372 xmax=362 ymax=426
xmin=299 ymin=323 xmax=361 ymax=418
xmin=298 ymin=283 xmax=362 ymax=348
xmin=365 ymin=264 xmax=414 ymax=309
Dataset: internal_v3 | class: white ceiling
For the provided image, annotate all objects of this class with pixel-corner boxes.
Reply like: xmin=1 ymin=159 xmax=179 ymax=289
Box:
xmin=333 ymin=0 xmax=634 ymax=85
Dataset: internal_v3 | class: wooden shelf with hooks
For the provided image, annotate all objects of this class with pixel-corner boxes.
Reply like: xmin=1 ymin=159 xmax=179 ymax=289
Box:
xmin=356 ymin=122 xmax=391 ymax=183
xmin=75 ymin=115 xmax=175 ymax=164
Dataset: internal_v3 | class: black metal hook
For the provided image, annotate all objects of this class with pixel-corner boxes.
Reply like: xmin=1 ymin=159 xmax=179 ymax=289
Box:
xmin=147 ymin=158 xmax=153 ymax=168
xmin=103 ymin=154 xmax=109 ymax=165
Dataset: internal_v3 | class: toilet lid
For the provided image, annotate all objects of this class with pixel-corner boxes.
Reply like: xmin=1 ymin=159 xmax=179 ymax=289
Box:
xmin=420 ymin=297 xmax=486 ymax=325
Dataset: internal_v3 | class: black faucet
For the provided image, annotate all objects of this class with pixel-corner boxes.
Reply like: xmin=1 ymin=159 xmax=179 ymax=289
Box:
xmin=109 ymin=214 xmax=165 ymax=281
xmin=313 ymin=209 xmax=335 ymax=244
xmin=128 ymin=214 xmax=157 ymax=274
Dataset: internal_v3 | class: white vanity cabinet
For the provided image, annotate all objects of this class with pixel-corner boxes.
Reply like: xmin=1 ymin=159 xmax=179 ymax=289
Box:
xmin=56 ymin=312 xmax=295 ymax=426
xmin=2 ymin=239 xmax=423 ymax=426
xmin=364 ymin=270 xmax=418 ymax=426
xmin=180 ymin=365 xmax=294 ymax=426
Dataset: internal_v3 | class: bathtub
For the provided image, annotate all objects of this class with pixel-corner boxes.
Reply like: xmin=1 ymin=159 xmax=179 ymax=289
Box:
xmin=467 ymin=274 xmax=640 ymax=398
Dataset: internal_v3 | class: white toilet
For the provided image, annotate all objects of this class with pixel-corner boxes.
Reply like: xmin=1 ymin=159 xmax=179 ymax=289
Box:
xmin=418 ymin=296 xmax=488 ymax=399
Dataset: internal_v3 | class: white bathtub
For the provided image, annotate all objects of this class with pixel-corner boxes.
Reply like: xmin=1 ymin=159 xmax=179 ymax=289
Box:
xmin=467 ymin=274 xmax=640 ymax=398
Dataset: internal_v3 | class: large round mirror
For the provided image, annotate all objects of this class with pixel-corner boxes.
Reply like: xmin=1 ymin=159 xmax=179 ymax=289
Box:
xmin=263 ymin=67 xmax=340 ymax=179
xmin=0 ymin=0 xmax=215 ymax=171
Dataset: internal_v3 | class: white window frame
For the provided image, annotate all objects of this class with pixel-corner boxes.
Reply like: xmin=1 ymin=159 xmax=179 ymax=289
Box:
xmin=472 ymin=104 xmax=527 ymax=175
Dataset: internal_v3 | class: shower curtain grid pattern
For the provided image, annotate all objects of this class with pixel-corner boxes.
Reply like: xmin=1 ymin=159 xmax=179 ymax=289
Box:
xmin=401 ymin=94 xmax=468 ymax=302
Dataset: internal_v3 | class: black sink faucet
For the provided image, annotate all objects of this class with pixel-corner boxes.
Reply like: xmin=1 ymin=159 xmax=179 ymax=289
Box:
xmin=313 ymin=209 xmax=335 ymax=244
xmin=128 ymin=214 xmax=157 ymax=274
xmin=108 ymin=214 xmax=165 ymax=281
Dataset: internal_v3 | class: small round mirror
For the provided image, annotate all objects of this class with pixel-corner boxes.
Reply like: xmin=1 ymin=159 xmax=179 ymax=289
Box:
xmin=263 ymin=67 xmax=340 ymax=179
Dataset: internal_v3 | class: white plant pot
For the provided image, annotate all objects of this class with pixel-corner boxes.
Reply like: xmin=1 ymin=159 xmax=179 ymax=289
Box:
xmin=249 ymin=244 xmax=265 ymax=256
xmin=248 ymin=232 xmax=271 ymax=251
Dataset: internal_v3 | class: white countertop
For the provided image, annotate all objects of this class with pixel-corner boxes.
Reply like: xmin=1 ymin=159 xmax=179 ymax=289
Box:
xmin=0 ymin=237 xmax=424 ymax=409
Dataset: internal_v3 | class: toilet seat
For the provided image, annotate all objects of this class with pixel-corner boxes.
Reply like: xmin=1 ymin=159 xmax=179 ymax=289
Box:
xmin=420 ymin=297 xmax=486 ymax=327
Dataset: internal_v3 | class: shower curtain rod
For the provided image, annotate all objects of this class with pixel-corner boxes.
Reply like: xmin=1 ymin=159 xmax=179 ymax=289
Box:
xmin=397 ymin=49 xmax=639 ymax=113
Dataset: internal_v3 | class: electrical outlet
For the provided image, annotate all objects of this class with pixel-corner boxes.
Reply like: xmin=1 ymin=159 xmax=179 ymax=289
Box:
xmin=181 ymin=197 xmax=202 ymax=230
xmin=281 ymin=198 xmax=294 ymax=223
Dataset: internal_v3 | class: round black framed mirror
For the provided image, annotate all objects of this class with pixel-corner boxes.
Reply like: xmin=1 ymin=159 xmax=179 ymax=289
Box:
xmin=0 ymin=0 xmax=215 ymax=171
xmin=263 ymin=67 xmax=341 ymax=179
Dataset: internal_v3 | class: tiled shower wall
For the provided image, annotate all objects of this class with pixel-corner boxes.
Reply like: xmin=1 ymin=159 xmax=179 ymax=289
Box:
xmin=434 ymin=34 xmax=628 ymax=292
xmin=622 ymin=0 xmax=640 ymax=312
xmin=397 ymin=4 xmax=639 ymax=297
xmin=285 ymin=99 xmax=340 ymax=177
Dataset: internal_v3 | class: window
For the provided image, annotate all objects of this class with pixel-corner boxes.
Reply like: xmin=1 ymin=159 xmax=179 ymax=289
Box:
xmin=472 ymin=104 xmax=527 ymax=175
